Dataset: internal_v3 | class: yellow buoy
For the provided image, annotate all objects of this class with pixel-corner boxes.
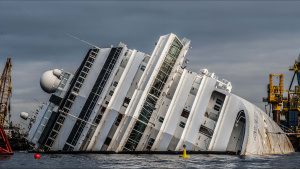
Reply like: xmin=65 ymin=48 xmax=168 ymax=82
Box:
xmin=179 ymin=145 xmax=190 ymax=158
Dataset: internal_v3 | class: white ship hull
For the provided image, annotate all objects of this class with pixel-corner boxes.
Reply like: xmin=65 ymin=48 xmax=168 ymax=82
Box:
xmin=27 ymin=33 xmax=294 ymax=155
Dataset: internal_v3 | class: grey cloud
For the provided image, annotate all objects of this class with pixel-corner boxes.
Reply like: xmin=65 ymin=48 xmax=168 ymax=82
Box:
xmin=1 ymin=1 xmax=300 ymax=128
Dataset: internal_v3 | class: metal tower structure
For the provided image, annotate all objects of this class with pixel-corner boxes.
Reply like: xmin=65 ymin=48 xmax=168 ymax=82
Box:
xmin=0 ymin=58 xmax=13 ymax=155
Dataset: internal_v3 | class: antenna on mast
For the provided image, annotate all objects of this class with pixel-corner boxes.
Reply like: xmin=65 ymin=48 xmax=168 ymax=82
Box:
xmin=67 ymin=34 xmax=100 ymax=49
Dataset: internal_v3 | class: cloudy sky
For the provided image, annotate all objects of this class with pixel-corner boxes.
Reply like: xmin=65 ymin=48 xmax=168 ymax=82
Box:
xmin=1 ymin=1 xmax=300 ymax=129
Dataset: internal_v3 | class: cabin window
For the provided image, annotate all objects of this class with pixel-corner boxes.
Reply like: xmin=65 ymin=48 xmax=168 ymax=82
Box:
xmin=141 ymin=65 xmax=146 ymax=71
xmin=63 ymin=73 xmax=70 ymax=79
xmin=149 ymin=87 xmax=161 ymax=98
xmin=123 ymin=97 xmax=131 ymax=108
xmin=158 ymin=117 xmax=164 ymax=123
xmin=85 ymin=62 xmax=92 ymax=68
xmin=104 ymin=137 xmax=112 ymax=145
xmin=65 ymin=101 xmax=73 ymax=109
xmin=109 ymin=90 xmax=114 ymax=96
xmin=95 ymin=114 xmax=102 ymax=124
xmin=181 ymin=109 xmax=190 ymax=118
xmin=82 ymin=66 xmax=90 ymax=74
xmin=115 ymin=120 xmax=121 ymax=126
xmin=62 ymin=108 xmax=69 ymax=114
xmin=179 ymin=121 xmax=186 ymax=128
xmin=153 ymin=79 xmax=164 ymax=91
xmin=216 ymin=98 xmax=223 ymax=105
xmin=55 ymin=89 xmax=62 ymax=96
xmin=195 ymin=77 xmax=201 ymax=84
xmin=79 ymin=72 xmax=87 ymax=79
xmin=73 ymin=87 xmax=79 ymax=93
xmin=157 ymin=71 xmax=168 ymax=83
xmin=115 ymin=114 xmax=123 ymax=126
xmin=74 ymin=82 xmax=82 ymax=88
xmin=61 ymin=78 xmax=68 ymax=85
xmin=87 ymin=57 xmax=94 ymax=63
xmin=148 ymin=138 xmax=155 ymax=146
xmin=214 ymin=105 xmax=220 ymax=111
xmin=113 ymin=81 xmax=118 ymax=87
xmin=101 ymin=107 xmax=106 ymax=114
xmin=199 ymin=125 xmax=214 ymax=138
xmin=69 ymin=94 xmax=76 ymax=101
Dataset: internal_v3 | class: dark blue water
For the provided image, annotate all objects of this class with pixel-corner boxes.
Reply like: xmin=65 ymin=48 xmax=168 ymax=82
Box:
xmin=0 ymin=152 xmax=299 ymax=168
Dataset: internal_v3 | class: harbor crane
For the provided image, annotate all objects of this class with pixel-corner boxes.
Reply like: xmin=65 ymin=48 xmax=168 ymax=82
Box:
xmin=0 ymin=58 xmax=13 ymax=155
xmin=263 ymin=74 xmax=284 ymax=125
xmin=263 ymin=55 xmax=300 ymax=151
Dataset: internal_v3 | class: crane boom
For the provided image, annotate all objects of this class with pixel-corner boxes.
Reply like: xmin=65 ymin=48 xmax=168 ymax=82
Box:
xmin=0 ymin=58 xmax=12 ymax=126
xmin=0 ymin=58 xmax=13 ymax=155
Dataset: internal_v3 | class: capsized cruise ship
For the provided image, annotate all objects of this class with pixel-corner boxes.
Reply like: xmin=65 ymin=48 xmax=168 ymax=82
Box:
xmin=27 ymin=33 xmax=294 ymax=155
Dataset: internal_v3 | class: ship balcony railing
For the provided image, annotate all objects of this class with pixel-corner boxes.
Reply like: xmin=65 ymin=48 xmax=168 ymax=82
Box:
xmin=48 ymin=137 xmax=55 ymax=141
xmin=44 ymin=145 xmax=51 ymax=150
xmin=50 ymin=132 xmax=58 ymax=139
xmin=127 ymin=138 xmax=139 ymax=144
xmin=53 ymin=124 xmax=62 ymax=132
xmin=90 ymin=54 xmax=97 ymax=58
xmin=52 ymin=129 xmax=60 ymax=134
xmin=59 ymin=108 xmax=68 ymax=114
xmin=45 ymin=139 xmax=54 ymax=147
xmin=123 ymin=147 xmax=131 ymax=151
xmin=57 ymin=122 xmax=63 ymax=126
xmin=82 ymin=67 xmax=90 ymax=74
xmin=67 ymin=99 xmax=75 ymax=104
xmin=61 ymin=107 xmax=70 ymax=112
xmin=60 ymin=113 xmax=67 ymax=118
xmin=131 ymin=128 xmax=144 ymax=135
xmin=58 ymin=117 xmax=66 ymax=123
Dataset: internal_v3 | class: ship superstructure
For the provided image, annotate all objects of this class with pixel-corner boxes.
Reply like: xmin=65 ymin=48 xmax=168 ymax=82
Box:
xmin=27 ymin=33 xmax=294 ymax=155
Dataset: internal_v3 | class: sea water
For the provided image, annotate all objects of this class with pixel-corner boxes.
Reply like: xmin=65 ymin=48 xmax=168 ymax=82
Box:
xmin=1 ymin=152 xmax=299 ymax=168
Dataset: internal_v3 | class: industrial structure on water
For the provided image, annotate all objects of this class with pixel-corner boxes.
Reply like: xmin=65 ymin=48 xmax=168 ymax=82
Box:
xmin=263 ymin=56 xmax=300 ymax=151
xmin=26 ymin=33 xmax=294 ymax=155
xmin=0 ymin=58 xmax=29 ymax=156
xmin=0 ymin=58 xmax=13 ymax=155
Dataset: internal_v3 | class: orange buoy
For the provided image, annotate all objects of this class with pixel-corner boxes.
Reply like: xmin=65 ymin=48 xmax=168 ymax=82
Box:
xmin=34 ymin=153 xmax=40 ymax=159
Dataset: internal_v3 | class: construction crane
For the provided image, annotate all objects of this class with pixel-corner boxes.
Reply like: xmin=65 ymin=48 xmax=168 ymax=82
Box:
xmin=0 ymin=58 xmax=13 ymax=155
xmin=281 ymin=56 xmax=300 ymax=132
xmin=263 ymin=55 xmax=300 ymax=151
xmin=263 ymin=74 xmax=285 ymax=125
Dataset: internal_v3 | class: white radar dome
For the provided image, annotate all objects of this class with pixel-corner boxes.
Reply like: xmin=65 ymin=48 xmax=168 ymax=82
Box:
xmin=53 ymin=69 xmax=62 ymax=78
xmin=40 ymin=69 xmax=62 ymax=93
xmin=20 ymin=112 xmax=29 ymax=120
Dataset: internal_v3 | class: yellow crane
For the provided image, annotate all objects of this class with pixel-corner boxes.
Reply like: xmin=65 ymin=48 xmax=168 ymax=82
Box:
xmin=0 ymin=58 xmax=13 ymax=155
xmin=263 ymin=55 xmax=300 ymax=151
xmin=263 ymin=74 xmax=285 ymax=124
xmin=282 ymin=57 xmax=300 ymax=113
